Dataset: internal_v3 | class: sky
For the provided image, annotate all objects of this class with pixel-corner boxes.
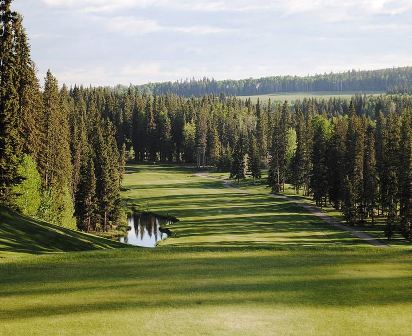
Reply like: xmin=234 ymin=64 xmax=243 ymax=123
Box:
xmin=13 ymin=0 xmax=412 ymax=86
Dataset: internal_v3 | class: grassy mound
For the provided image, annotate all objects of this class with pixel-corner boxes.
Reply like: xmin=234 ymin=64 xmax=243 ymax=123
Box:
xmin=0 ymin=206 xmax=125 ymax=255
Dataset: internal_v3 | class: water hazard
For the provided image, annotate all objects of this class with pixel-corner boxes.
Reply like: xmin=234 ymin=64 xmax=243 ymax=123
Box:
xmin=119 ymin=212 xmax=175 ymax=247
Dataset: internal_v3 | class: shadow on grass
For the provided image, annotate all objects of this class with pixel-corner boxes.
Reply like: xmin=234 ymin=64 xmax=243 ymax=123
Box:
xmin=0 ymin=247 xmax=411 ymax=321
xmin=0 ymin=206 xmax=126 ymax=254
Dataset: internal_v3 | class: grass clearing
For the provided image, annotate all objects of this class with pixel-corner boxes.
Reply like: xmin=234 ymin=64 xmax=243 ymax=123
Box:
xmin=1 ymin=164 xmax=411 ymax=335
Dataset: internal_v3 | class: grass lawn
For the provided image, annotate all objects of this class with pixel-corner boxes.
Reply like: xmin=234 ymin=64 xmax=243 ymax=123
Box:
xmin=1 ymin=164 xmax=411 ymax=335
xmin=0 ymin=206 xmax=125 ymax=257
xmin=238 ymin=91 xmax=384 ymax=103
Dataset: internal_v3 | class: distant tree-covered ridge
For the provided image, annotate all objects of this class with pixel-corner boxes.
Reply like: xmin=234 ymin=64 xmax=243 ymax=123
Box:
xmin=132 ymin=67 xmax=412 ymax=97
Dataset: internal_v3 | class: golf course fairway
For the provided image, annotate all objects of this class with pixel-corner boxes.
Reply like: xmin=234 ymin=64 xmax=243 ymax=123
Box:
xmin=1 ymin=165 xmax=411 ymax=336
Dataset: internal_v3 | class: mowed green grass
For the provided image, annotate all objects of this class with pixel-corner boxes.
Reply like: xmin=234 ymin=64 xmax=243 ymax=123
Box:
xmin=238 ymin=91 xmax=383 ymax=103
xmin=0 ymin=206 xmax=124 ymax=257
xmin=1 ymin=164 xmax=412 ymax=336
xmin=123 ymin=165 xmax=364 ymax=247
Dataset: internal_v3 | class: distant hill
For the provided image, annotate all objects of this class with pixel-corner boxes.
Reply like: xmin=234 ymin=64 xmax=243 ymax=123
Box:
xmin=133 ymin=66 xmax=412 ymax=97
xmin=0 ymin=206 xmax=126 ymax=255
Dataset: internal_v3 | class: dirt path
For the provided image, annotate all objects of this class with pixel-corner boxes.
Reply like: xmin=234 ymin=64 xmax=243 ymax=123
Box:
xmin=194 ymin=172 xmax=388 ymax=247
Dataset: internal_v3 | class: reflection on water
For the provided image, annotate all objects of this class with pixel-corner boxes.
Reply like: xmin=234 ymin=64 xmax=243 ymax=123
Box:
xmin=120 ymin=213 xmax=172 ymax=247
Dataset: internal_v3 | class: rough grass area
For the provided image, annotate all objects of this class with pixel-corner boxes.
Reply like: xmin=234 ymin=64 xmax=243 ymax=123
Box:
xmin=0 ymin=206 xmax=125 ymax=256
xmin=1 ymin=164 xmax=411 ymax=336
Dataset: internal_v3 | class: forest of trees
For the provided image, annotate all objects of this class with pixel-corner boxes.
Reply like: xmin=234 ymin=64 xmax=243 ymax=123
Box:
xmin=0 ymin=0 xmax=122 ymax=231
xmin=1 ymin=0 xmax=412 ymax=241
xmin=134 ymin=67 xmax=412 ymax=97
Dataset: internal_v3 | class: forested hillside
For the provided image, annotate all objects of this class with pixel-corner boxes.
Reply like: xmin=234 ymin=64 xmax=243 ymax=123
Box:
xmin=1 ymin=0 xmax=412 ymax=242
xmin=134 ymin=67 xmax=412 ymax=97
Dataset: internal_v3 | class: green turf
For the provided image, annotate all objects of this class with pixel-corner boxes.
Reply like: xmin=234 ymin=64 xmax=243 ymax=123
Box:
xmin=238 ymin=91 xmax=383 ymax=103
xmin=0 ymin=205 xmax=125 ymax=256
xmin=1 ymin=164 xmax=411 ymax=336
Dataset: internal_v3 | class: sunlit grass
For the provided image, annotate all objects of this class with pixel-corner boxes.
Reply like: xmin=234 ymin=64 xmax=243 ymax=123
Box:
xmin=1 ymin=164 xmax=411 ymax=335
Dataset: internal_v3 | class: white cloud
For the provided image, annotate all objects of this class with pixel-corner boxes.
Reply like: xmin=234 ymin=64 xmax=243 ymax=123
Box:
xmin=107 ymin=17 xmax=162 ymax=34
xmin=41 ymin=0 xmax=412 ymax=15
xmin=105 ymin=16 xmax=229 ymax=35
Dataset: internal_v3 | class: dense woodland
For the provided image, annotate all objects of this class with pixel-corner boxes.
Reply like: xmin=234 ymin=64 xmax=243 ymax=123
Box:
xmin=1 ymin=0 xmax=412 ymax=240
xmin=135 ymin=67 xmax=412 ymax=97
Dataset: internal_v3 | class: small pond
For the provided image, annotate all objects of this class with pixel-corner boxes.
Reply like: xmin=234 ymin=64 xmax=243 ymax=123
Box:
xmin=119 ymin=212 xmax=175 ymax=247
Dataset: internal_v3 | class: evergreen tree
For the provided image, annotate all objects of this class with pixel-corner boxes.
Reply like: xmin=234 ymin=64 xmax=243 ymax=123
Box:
xmin=343 ymin=111 xmax=365 ymax=224
xmin=75 ymin=150 xmax=97 ymax=232
xmin=399 ymin=110 xmax=412 ymax=240
xmin=39 ymin=70 xmax=74 ymax=227
xmin=132 ymin=98 xmax=146 ymax=161
xmin=383 ymin=111 xmax=401 ymax=238
xmin=95 ymin=120 xmax=121 ymax=231
xmin=291 ymin=109 xmax=310 ymax=194
xmin=310 ymin=116 xmax=330 ymax=207
xmin=14 ymin=14 xmax=44 ymax=163
xmin=255 ymin=99 xmax=267 ymax=165
xmin=362 ymin=124 xmax=378 ymax=224
xmin=248 ymin=134 xmax=261 ymax=180
xmin=230 ymin=135 xmax=246 ymax=182
xmin=327 ymin=117 xmax=347 ymax=209
xmin=268 ymin=104 xmax=288 ymax=193
xmin=0 ymin=0 xmax=22 ymax=204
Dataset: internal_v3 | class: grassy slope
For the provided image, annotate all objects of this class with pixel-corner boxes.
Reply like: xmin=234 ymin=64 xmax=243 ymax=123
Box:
xmin=0 ymin=206 xmax=125 ymax=256
xmin=238 ymin=91 xmax=383 ymax=103
xmin=1 ymin=165 xmax=411 ymax=336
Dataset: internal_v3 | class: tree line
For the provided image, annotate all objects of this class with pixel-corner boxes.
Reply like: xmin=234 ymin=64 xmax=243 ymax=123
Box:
xmin=134 ymin=67 xmax=412 ymax=97
xmin=0 ymin=0 xmax=122 ymax=231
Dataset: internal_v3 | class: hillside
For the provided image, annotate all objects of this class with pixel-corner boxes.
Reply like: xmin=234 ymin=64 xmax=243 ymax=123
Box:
xmin=0 ymin=206 xmax=125 ymax=256
xmin=133 ymin=66 xmax=412 ymax=97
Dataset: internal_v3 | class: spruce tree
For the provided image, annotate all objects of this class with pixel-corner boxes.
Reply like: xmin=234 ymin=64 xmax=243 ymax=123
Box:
xmin=75 ymin=149 xmax=97 ymax=232
xmin=230 ymin=135 xmax=246 ymax=183
xmin=39 ymin=70 xmax=74 ymax=227
xmin=383 ymin=111 xmax=401 ymax=238
xmin=363 ymin=124 xmax=378 ymax=224
xmin=248 ymin=134 xmax=261 ymax=180
xmin=310 ymin=116 xmax=330 ymax=207
xmin=399 ymin=110 xmax=412 ymax=240
xmin=255 ymin=99 xmax=267 ymax=165
xmin=0 ymin=0 xmax=22 ymax=204
xmin=268 ymin=104 xmax=288 ymax=193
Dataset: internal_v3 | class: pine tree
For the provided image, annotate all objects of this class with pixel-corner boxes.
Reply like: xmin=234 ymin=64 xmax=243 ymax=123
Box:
xmin=399 ymin=110 xmax=412 ymax=240
xmin=248 ymin=134 xmax=261 ymax=180
xmin=75 ymin=149 xmax=97 ymax=232
xmin=14 ymin=14 xmax=44 ymax=163
xmin=195 ymin=107 xmax=208 ymax=167
xmin=206 ymin=121 xmax=220 ymax=165
xmin=310 ymin=116 xmax=330 ymax=207
xmin=255 ymin=99 xmax=267 ymax=165
xmin=131 ymin=97 xmax=146 ymax=161
xmin=268 ymin=104 xmax=288 ymax=193
xmin=383 ymin=111 xmax=401 ymax=238
xmin=362 ymin=124 xmax=378 ymax=224
xmin=230 ymin=135 xmax=246 ymax=182
xmin=343 ymin=111 xmax=365 ymax=224
xmin=291 ymin=108 xmax=310 ymax=194
xmin=327 ymin=117 xmax=347 ymax=209
xmin=39 ymin=70 xmax=74 ymax=227
xmin=157 ymin=103 xmax=172 ymax=162
xmin=0 ymin=0 xmax=22 ymax=204
xmin=95 ymin=120 xmax=121 ymax=231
